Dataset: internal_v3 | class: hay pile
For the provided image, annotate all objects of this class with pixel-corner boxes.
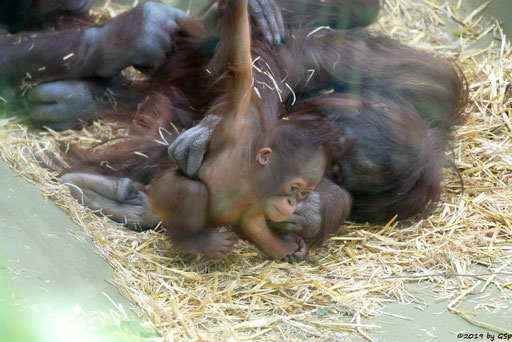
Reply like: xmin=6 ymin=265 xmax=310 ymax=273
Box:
xmin=1 ymin=0 xmax=511 ymax=340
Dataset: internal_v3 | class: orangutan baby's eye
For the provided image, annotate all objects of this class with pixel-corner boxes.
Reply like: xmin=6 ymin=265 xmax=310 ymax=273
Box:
xmin=298 ymin=190 xmax=310 ymax=200
xmin=290 ymin=185 xmax=299 ymax=192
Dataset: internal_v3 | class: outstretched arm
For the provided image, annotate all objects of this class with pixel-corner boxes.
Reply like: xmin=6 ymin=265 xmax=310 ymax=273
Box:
xmin=170 ymin=0 xmax=256 ymax=175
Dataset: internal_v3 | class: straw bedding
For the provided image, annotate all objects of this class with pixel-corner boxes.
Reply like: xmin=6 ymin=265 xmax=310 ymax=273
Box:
xmin=0 ymin=0 xmax=510 ymax=340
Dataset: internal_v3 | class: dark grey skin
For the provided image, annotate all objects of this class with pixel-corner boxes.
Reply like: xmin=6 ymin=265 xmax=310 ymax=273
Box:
xmin=61 ymin=173 xmax=159 ymax=230
xmin=204 ymin=0 xmax=285 ymax=45
xmin=1 ymin=0 xmax=285 ymax=128
xmin=24 ymin=80 xmax=100 ymax=130
xmin=172 ymin=115 xmax=223 ymax=178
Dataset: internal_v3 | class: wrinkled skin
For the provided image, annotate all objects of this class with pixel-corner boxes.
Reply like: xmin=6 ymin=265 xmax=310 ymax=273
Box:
xmin=25 ymin=80 xmax=99 ymax=129
xmin=60 ymin=0 xmax=466 ymax=262
xmin=248 ymin=0 xmax=285 ymax=45
xmin=61 ymin=169 xmax=350 ymax=263
xmin=280 ymin=233 xmax=307 ymax=262
xmin=61 ymin=173 xmax=159 ymax=230
xmin=269 ymin=191 xmax=323 ymax=239
xmin=168 ymin=123 xmax=216 ymax=179
xmin=169 ymin=119 xmax=214 ymax=177
xmin=85 ymin=2 xmax=188 ymax=78
xmin=204 ymin=0 xmax=285 ymax=45
xmin=61 ymin=168 xmax=345 ymax=248
xmin=169 ymin=115 xmax=222 ymax=178
xmin=1 ymin=1 xmax=188 ymax=127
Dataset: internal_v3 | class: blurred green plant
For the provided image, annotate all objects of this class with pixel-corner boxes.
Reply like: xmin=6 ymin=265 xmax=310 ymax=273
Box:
xmin=0 ymin=268 xmax=162 ymax=342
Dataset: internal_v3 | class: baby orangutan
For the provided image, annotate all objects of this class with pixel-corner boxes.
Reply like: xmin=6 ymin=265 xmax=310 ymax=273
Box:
xmin=149 ymin=0 xmax=349 ymax=262
xmin=151 ymin=117 xmax=346 ymax=261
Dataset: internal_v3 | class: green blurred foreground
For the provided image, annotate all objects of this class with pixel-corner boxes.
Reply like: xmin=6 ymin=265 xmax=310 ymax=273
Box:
xmin=0 ymin=160 xmax=158 ymax=342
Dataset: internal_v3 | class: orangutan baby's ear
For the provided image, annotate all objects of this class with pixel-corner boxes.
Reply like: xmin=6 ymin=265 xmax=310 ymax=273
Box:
xmin=256 ymin=147 xmax=272 ymax=165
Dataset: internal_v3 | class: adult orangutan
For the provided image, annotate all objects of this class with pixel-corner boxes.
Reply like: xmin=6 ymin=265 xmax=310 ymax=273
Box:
xmin=7 ymin=0 xmax=466 ymax=259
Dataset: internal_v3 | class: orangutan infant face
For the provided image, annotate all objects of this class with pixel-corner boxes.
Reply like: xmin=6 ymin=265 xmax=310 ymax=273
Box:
xmin=255 ymin=146 xmax=327 ymax=222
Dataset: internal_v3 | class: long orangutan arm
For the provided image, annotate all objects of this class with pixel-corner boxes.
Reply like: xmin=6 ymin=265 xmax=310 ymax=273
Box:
xmin=208 ymin=0 xmax=253 ymax=99
xmin=202 ymin=0 xmax=256 ymax=154
xmin=0 ymin=29 xmax=100 ymax=85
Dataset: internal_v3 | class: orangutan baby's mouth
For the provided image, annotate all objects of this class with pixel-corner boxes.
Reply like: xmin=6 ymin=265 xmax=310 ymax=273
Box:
xmin=273 ymin=204 xmax=288 ymax=217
